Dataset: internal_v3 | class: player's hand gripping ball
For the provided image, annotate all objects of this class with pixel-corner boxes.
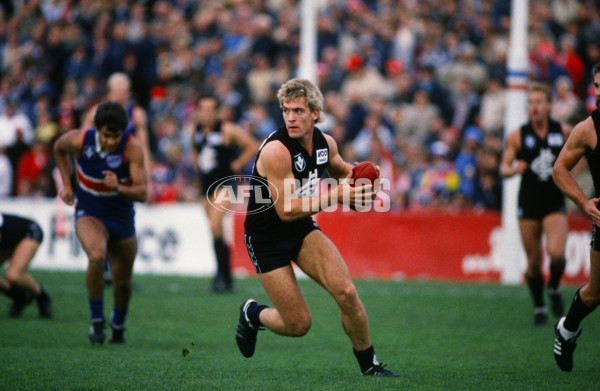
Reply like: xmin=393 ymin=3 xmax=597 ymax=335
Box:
xmin=351 ymin=161 xmax=378 ymax=186
xmin=350 ymin=161 xmax=378 ymax=210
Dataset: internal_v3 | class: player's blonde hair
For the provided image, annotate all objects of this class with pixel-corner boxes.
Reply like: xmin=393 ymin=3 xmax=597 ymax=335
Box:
xmin=528 ymin=81 xmax=552 ymax=102
xmin=277 ymin=78 xmax=325 ymax=123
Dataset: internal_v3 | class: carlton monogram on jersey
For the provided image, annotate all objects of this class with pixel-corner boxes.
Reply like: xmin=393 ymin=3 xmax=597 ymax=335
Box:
xmin=518 ymin=121 xmax=563 ymax=183
xmin=530 ymin=148 xmax=555 ymax=181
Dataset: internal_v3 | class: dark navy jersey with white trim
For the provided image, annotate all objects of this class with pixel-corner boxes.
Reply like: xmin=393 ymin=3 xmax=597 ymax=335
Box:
xmin=516 ymin=119 xmax=565 ymax=201
xmin=75 ymin=128 xmax=134 ymax=219
xmin=244 ymin=126 xmax=330 ymax=240
xmin=193 ymin=121 xmax=238 ymax=194
xmin=587 ymin=110 xmax=600 ymax=197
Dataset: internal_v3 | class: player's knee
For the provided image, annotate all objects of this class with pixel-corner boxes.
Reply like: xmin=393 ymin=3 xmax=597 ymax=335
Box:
xmin=5 ymin=268 xmax=22 ymax=284
xmin=112 ymin=276 xmax=131 ymax=290
xmin=586 ymin=292 xmax=600 ymax=309
xmin=525 ymin=263 xmax=542 ymax=277
xmin=548 ymin=251 xmax=566 ymax=264
xmin=288 ymin=315 xmax=312 ymax=336
xmin=335 ymin=282 xmax=360 ymax=308
xmin=87 ymin=250 xmax=106 ymax=266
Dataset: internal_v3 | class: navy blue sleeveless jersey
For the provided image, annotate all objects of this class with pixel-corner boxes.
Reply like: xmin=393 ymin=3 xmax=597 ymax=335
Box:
xmin=516 ymin=119 xmax=565 ymax=216
xmin=244 ymin=126 xmax=330 ymax=240
xmin=587 ymin=110 xmax=600 ymax=197
xmin=193 ymin=121 xmax=238 ymax=196
xmin=75 ymin=129 xmax=134 ymax=219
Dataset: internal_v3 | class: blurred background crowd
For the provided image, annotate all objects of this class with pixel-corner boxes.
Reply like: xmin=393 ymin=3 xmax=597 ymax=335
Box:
xmin=0 ymin=0 xmax=597 ymax=212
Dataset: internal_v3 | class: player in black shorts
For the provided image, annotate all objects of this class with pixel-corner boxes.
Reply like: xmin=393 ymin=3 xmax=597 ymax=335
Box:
xmin=0 ymin=213 xmax=52 ymax=318
xmin=500 ymin=82 xmax=572 ymax=326
xmin=551 ymin=62 xmax=600 ymax=372
xmin=191 ymin=95 xmax=258 ymax=293
xmin=236 ymin=78 xmax=399 ymax=377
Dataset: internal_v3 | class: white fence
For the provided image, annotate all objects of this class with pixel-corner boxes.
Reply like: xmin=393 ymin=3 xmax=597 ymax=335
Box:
xmin=1 ymin=198 xmax=217 ymax=276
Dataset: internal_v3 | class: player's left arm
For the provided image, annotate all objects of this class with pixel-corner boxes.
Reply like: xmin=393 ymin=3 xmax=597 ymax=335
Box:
xmin=133 ymin=106 xmax=153 ymax=174
xmin=103 ymin=137 xmax=148 ymax=203
xmin=223 ymin=121 xmax=259 ymax=173
xmin=559 ymin=121 xmax=587 ymax=176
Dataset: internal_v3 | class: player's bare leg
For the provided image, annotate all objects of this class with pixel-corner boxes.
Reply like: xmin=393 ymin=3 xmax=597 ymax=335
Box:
xmin=76 ymin=217 xmax=109 ymax=301
xmin=3 ymin=238 xmax=52 ymax=318
xmin=296 ymin=230 xmax=371 ymax=350
xmin=543 ymin=212 xmax=568 ymax=317
xmin=106 ymin=236 xmax=137 ymax=343
xmin=4 ymin=239 xmax=42 ymax=295
xmin=257 ymin=265 xmax=312 ymax=336
xmin=75 ymin=217 xmax=110 ymax=343
xmin=204 ymin=194 xmax=233 ymax=292
xmin=519 ymin=219 xmax=547 ymax=325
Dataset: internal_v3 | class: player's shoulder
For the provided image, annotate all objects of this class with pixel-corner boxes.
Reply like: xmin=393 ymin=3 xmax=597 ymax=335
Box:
xmin=260 ymin=139 xmax=289 ymax=162
xmin=569 ymin=115 xmax=597 ymax=144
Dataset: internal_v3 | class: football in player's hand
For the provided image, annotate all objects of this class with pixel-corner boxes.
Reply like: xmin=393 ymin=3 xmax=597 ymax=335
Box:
xmin=351 ymin=161 xmax=378 ymax=186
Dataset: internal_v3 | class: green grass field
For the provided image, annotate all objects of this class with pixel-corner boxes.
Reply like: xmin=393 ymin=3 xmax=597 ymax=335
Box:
xmin=1 ymin=271 xmax=598 ymax=391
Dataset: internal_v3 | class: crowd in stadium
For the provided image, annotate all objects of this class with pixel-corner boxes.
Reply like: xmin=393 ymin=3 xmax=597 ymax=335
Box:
xmin=0 ymin=0 xmax=595 ymax=211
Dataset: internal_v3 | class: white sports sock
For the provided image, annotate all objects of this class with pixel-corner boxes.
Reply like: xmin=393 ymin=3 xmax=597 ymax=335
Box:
xmin=558 ymin=318 xmax=579 ymax=340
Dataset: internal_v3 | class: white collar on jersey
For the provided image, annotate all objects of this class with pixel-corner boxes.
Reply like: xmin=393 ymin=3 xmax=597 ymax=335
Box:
xmin=95 ymin=129 xmax=108 ymax=158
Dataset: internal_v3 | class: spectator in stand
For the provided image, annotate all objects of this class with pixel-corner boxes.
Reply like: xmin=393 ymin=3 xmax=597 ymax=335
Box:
xmin=341 ymin=53 xmax=390 ymax=106
xmin=450 ymin=77 xmax=480 ymax=134
xmin=397 ymin=89 xmax=440 ymax=146
xmin=479 ymin=77 xmax=506 ymax=137
xmin=530 ymin=40 xmax=569 ymax=86
xmin=454 ymin=126 xmax=484 ymax=209
xmin=439 ymin=41 xmax=489 ymax=94
xmin=557 ymin=34 xmax=586 ymax=96
xmin=0 ymin=101 xmax=34 ymax=150
xmin=14 ymin=139 xmax=51 ymax=197
xmin=352 ymin=114 xmax=394 ymax=162
xmin=551 ymin=75 xmax=582 ymax=125
xmin=0 ymin=148 xmax=12 ymax=197
xmin=413 ymin=140 xmax=460 ymax=211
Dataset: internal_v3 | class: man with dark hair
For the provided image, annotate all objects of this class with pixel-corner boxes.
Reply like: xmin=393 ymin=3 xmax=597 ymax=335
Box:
xmin=552 ymin=63 xmax=600 ymax=371
xmin=0 ymin=213 xmax=52 ymax=318
xmin=54 ymin=101 xmax=148 ymax=344
xmin=500 ymin=82 xmax=571 ymax=326
xmin=236 ymin=78 xmax=399 ymax=377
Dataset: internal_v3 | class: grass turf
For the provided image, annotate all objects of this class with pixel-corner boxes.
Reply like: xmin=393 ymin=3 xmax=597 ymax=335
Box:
xmin=1 ymin=270 xmax=598 ymax=391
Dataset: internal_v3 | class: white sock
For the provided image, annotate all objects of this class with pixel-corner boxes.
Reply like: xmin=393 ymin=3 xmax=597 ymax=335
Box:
xmin=558 ymin=318 xmax=579 ymax=340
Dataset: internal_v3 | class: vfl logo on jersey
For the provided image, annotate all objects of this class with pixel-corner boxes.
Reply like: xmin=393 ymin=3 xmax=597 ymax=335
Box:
xmin=106 ymin=155 xmax=122 ymax=168
xmin=83 ymin=146 xmax=95 ymax=159
xmin=207 ymin=132 xmax=224 ymax=146
xmin=548 ymin=133 xmax=564 ymax=147
xmin=294 ymin=153 xmax=306 ymax=172
xmin=316 ymin=148 xmax=328 ymax=165
xmin=524 ymin=135 xmax=536 ymax=150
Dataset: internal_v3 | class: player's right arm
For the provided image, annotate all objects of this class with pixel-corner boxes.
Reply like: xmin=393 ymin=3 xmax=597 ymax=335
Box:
xmin=257 ymin=141 xmax=328 ymax=221
xmin=258 ymin=140 xmax=374 ymax=222
xmin=499 ymin=128 xmax=527 ymax=178
xmin=553 ymin=117 xmax=600 ymax=224
xmin=53 ymin=129 xmax=84 ymax=206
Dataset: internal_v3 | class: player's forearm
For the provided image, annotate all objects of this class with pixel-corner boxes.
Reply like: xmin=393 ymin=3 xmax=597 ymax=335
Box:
xmin=499 ymin=163 xmax=516 ymax=178
xmin=277 ymin=190 xmax=335 ymax=222
xmin=553 ymin=166 xmax=588 ymax=210
xmin=113 ymin=184 xmax=148 ymax=203
xmin=53 ymin=150 xmax=73 ymax=188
